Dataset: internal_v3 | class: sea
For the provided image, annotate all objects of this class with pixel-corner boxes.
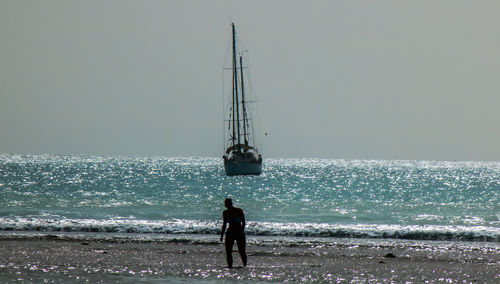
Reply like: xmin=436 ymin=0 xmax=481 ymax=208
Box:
xmin=0 ymin=154 xmax=499 ymax=244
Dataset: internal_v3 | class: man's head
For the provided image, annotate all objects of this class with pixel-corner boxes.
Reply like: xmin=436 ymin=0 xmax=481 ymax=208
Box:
xmin=224 ymin=198 xmax=233 ymax=208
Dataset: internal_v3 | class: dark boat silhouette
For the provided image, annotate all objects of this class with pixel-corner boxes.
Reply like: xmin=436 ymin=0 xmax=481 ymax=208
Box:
xmin=223 ymin=23 xmax=262 ymax=176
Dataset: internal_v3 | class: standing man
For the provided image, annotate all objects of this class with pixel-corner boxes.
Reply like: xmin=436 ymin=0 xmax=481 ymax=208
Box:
xmin=220 ymin=198 xmax=247 ymax=268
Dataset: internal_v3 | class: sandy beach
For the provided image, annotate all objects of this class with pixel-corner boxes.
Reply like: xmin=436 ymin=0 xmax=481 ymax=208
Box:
xmin=1 ymin=235 xmax=499 ymax=283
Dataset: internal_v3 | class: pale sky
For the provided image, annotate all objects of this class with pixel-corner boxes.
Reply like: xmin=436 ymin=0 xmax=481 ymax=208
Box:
xmin=1 ymin=1 xmax=499 ymax=161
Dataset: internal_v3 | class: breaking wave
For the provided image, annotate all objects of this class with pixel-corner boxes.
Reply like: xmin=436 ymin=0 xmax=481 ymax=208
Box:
xmin=1 ymin=217 xmax=498 ymax=242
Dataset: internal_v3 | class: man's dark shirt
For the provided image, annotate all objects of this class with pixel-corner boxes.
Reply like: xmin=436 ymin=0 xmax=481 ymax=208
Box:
xmin=222 ymin=207 xmax=245 ymax=239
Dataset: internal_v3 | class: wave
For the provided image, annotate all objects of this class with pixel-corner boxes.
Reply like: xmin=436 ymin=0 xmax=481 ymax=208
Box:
xmin=1 ymin=217 xmax=499 ymax=242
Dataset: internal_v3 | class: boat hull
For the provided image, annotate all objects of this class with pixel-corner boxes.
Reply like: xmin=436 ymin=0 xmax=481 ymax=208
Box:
xmin=224 ymin=159 xmax=262 ymax=176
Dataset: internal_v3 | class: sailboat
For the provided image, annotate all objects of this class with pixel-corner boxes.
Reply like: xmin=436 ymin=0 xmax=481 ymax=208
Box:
xmin=223 ymin=23 xmax=263 ymax=176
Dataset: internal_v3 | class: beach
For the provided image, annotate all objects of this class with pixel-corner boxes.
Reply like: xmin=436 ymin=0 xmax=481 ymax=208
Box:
xmin=1 ymin=235 xmax=499 ymax=283
xmin=2 ymin=0 xmax=500 ymax=281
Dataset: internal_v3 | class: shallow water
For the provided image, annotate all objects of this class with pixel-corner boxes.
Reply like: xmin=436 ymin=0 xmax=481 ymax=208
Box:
xmin=0 ymin=234 xmax=498 ymax=283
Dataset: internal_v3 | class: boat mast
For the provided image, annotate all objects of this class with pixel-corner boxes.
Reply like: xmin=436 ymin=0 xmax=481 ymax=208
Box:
xmin=240 ymin=55 xmax=249 ymax=145
xmin=231 ymin=24 xmax=236 ymax=147
xmin=232 ymin=23 xmax=241 ymax=149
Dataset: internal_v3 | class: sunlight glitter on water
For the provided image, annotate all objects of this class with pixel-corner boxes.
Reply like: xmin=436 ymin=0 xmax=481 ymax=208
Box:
xmin=1 ymin=154 xmax=499 ymax=242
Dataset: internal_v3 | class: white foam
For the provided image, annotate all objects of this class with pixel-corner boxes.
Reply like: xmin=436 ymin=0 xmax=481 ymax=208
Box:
xmin=0 ymin=217 xmax=498 ymax=242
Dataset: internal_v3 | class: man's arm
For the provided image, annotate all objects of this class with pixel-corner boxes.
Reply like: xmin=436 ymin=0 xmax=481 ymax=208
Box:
xmin=241 ymin=209 xmax=245 ymax=231
xmin=220 ymin=212 xmax=227 ymax=242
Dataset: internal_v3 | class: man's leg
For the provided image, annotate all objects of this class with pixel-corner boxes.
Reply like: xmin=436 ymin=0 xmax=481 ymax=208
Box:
xmin=236 ymin=236 xmax=247 ymax=267
xmin=225 ymin=237 xmax=234 ymax=268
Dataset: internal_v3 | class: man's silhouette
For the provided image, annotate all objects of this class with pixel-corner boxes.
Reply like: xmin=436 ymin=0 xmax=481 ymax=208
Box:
xmin=220 ymin=198 xmax=247 ymax=268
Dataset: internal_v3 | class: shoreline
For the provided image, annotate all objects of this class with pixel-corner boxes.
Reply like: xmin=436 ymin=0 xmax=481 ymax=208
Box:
xmin=1 ymin=235 xmax=498 ymax=282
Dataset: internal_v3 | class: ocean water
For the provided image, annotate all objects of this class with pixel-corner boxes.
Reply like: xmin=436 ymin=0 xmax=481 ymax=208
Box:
xmin=0 ymin=154 xmax=499 ymax=243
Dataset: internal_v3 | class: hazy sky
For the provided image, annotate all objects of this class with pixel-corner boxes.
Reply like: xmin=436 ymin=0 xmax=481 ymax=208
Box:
xmin=1 ymin=1 xmax=499 ymax=161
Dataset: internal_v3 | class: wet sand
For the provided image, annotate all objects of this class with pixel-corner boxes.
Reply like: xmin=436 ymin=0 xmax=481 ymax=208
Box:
xmin=1 ymin=237 xmax=499 ymax=283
